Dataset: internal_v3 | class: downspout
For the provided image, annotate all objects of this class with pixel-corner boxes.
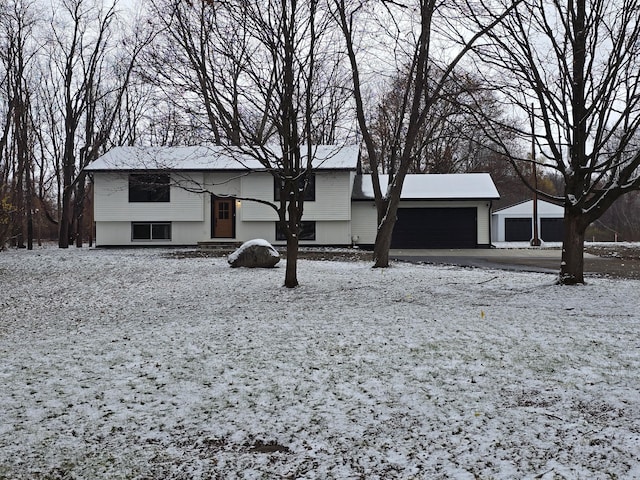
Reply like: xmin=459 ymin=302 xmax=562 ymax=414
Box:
xmin=87 ymin=173 xmax=95 ymax=247
xmin=489 ymin=200 xmax=494 ymax=248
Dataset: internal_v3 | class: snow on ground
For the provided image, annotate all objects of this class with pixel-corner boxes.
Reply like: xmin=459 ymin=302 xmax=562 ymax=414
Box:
xmin=0 ymin=247 xmax=639 ymax=479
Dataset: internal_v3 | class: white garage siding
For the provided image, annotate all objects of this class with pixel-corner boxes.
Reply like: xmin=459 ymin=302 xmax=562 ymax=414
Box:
xmin=477 ymin=203 xmax=492 ymax=246
xmin=351 ymin=202 xmax=378 ymax=245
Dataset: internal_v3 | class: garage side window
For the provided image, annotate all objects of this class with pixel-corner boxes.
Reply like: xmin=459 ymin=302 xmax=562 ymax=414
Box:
xmin=129 ymin=174 xmax=170 ymax=202
xmin=132 ymin=222 xmax=171 ymax=240
xmin=275 ymin=221 xmax=316 ymax=241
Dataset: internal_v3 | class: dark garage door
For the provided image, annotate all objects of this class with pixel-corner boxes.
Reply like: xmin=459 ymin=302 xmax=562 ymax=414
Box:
xmin=391 ymin=208 xmax=477 ymax=248
xmin=541 ymin=218 xmax=564 ymax=242
xmin=505 ymin=217 xmax=532 ymax=241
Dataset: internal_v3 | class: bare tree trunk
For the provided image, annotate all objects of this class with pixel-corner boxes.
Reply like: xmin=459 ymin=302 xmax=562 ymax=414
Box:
xmin=559 ymin=208 xmax=587 ymax=285
xmin=14 ymin=162 xmax=25 ymax=248
xmin=26 ymin=160 xmax=33 ymax=250
xmin=58 ymin=145 xmax=74 ymax=248
xmin=285 ymin=233 xmax=299 ymax=288
xmin=74 ymin=173 xmax=86 ymax=247
xmin=373 ymin=215 xmax=394 ymax=267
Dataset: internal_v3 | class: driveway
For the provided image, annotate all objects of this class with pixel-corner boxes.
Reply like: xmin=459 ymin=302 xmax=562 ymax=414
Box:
xmin=194 ymin=243 xmax=640 ymax=280
xmin=390 ymin=247 xmax=613 ymax=276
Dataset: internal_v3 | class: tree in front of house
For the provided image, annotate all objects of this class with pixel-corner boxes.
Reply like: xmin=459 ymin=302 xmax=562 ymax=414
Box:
xmin=470 ymin=0 xmax=640 ymax=284
xmin=332 ymin=0 xmax=521 ymax=267
xmin=146 ymin=0 xmax=349 ymax=287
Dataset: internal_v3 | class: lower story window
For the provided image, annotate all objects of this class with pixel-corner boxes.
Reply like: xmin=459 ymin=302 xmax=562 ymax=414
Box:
xmin=132 ymin=222 xmax=172 ymax=241
xmin=276 ymin=221 xmax=316 ymax=241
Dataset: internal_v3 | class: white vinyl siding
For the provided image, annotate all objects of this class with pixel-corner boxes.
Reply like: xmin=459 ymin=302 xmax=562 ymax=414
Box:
xmin=95 ymin=221 xmax=208 ymax=246
xmin=476 ymin=203 xmax=491 ymax=245
xmin=93 ymin=173 xmax=204 ymax=222
xmin=202 ymin=172 xmax=242 ymax=197
xmin=351 ymin=202 xmax=378 ymax=245
xmin=305 ymin=172 xmax=351 ymax=221
xmin=239 ymin=173 xmax=278 ymax=221
xmin=240 ymin=171 xmax=352 ymax=222
xmin=238 ymin=220 xmax=351 ymax=246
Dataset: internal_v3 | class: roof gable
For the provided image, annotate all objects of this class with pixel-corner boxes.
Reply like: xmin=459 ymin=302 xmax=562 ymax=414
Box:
xmin=85 ymin=145 xmax=360 ymax=172
xmin=493 ymin=199 xmax=564 ymax=215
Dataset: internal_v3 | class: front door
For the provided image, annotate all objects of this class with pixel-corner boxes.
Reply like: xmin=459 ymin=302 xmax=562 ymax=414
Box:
xmin=212 ymin=197 xmax=235 ymax=238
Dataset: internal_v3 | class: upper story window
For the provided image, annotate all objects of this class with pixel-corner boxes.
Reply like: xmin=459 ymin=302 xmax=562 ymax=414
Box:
xmin=274 ymin=173 xmax=315 ymax=202
xmin=129 ymin=174 xmax=170 ymax=202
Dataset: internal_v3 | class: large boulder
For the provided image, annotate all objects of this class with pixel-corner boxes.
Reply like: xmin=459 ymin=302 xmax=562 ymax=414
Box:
xmin=228 ymin=239 xmax=281 ymax=268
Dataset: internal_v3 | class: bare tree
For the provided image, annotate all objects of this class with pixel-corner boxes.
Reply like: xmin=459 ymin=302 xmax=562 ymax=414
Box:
xmin=42 ymin=0 xmax=151 ymax=248
xmin=223 ymin=0 xmax=347 ymax=288
xmin=146 ymin=0 xmax=349 ymax=288
xmin=145 ymin=0 xmax=250 ymax=146
xmin=365 ymin=65 xmax=509 ymax=175
xmin=470 ymin=0 xmax=640 ymax=284
xmin=332 ymin=0 xmax=521 ymax=267
xmin=0 ymin=0 xmax=41 ymax=249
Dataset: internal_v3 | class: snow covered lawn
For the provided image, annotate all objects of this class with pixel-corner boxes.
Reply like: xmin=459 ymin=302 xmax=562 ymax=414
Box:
xmin=1 ymin=247 xmax=639 ymax=479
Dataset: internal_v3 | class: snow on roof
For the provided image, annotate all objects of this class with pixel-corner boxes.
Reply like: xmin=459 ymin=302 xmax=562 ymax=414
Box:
xmin=493 ymin=199 xmax=564 ymax=216
xmin=85 ymin=145 xmax=360 ymax=172
xmin=352 ymin=173 xmax=500 ymax=200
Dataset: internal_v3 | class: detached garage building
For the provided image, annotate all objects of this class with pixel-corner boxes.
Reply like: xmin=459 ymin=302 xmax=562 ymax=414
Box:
xmin=351 ymin=174 xmax=500 ymax=249
xmin=491 ymin=199 xmax=564 ymax=243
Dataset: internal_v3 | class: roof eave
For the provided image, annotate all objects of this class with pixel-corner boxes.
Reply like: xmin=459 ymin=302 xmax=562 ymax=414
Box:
xmin=85 ymin=166 xmax=358 ymax=173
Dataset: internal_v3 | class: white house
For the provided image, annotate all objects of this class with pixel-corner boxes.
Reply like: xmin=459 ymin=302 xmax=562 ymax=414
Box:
xmin=85 ymin=145 xmax=358 ymax=247
xmin=491 ymin=199 xmax=565 ymax=243
xmin=85 ymin=145 xmax=500 ymax=248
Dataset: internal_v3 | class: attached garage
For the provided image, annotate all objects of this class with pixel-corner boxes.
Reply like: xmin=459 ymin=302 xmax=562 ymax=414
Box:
xmin=492 ymin=199 xmax=564 ymax=243
xmin=392 ymin=208 xmax=477 ymax=248
xmin=351 ymin=174 xmax=500 ymax=249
